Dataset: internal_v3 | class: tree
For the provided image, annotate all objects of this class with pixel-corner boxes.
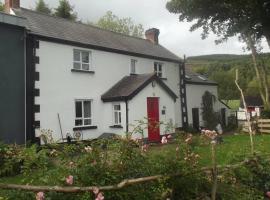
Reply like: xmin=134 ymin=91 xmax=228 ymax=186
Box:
xmin=96 ymin=11 xmax=144 ymax=38
xmin=35 ymin=0 xmax=51 ymax=14
xmin=167 ymin=0 xmax=270 ymax=110
xmin=201 ymin=91 xmax=218 ymax=129
xmin=54 ymin=0 xmax=77 ymax=21
xmin=0 ymin=1 xmax=4 ymax=12
xmin=166 ymin=0 xmax=270 ymax=47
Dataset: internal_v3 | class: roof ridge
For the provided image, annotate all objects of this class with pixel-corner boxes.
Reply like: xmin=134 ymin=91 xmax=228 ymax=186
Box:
xmin=17 ymin=7 xmax=155 ymax=43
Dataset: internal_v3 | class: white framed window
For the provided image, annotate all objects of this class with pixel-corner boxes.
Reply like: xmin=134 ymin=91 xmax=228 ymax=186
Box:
xmin=154 ymin=62 xmax=164 ymax=78
xmin=75 ymin=99 xmax=92 ymax=127
xmin=113 ymin=104 xmax=122 ymax=125
xmin=130 ymin=59 xmax=137 ymax=74
xmin=73 ymin=49 xmax=92 ymax=71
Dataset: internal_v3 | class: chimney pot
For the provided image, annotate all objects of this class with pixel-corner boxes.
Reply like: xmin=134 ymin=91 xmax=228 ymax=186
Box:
xmin=145 ymin=28 xmax=160 ymax=45
xmin=5 ymin=0 xmax=20 ymax=14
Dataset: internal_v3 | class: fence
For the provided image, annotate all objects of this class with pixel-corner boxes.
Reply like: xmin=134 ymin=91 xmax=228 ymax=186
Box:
xmin=242 ymin=119 xmax=270 ymax=133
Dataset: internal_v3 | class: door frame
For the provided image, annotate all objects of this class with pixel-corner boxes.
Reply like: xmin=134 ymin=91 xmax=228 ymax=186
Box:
xmin=147 ymin=97 xmax=160 ymax=142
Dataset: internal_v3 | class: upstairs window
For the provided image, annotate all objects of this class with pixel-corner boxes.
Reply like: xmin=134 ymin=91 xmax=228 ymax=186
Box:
xmin=75 ymin=100 xmax=92 ymax=127
xmin=113 ymin=104 xmax=122 ymax=125
xmin=154 ymin=62 xmax=163 ymax=78
xmin=73 ymin=49 xmax=91 ymax=71
xmin=130 ymin=59 xmax=137 ymax=74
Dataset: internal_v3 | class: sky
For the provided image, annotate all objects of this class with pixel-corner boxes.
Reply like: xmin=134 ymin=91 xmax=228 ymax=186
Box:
xmin=15 ymin=0 xmax=270 ymax=57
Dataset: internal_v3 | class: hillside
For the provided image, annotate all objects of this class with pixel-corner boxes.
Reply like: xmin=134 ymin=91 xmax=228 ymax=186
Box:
xmin=186 ymin=53 xmax=270 ymax=101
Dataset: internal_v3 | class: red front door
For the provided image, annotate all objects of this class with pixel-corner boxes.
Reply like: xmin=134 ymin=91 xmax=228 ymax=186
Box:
xmin=147 ymin=97 xmax=160 ymax=142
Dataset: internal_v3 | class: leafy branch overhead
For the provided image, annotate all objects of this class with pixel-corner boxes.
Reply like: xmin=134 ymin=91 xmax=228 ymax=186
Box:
xmin=166 ymin=0 xmax=270 ymax=46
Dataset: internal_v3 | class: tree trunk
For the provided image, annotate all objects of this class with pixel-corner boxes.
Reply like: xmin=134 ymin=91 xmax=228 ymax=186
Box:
xmin=246 ymin=35 xmax=270 ymax=110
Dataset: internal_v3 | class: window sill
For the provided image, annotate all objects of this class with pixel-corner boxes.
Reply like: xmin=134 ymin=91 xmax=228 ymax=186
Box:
xmin=71 ymin=69 xmax=95 ymax=74
xmin=160 ymin=77 xmax=167 ymax=80
xmin=73 ymin=126 xmax=97 ymax=131
xmin=109 ymin=125 xmax=123 ymax=128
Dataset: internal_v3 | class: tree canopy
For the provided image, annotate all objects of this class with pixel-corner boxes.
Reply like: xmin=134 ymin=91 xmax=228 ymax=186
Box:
xmin=166 ymin=0 xmax=270 ymax=47
xmin=54 ymin=0 xmax=77 ymax=21
xmin=96 ymin=11 xmax=144 ymax=38
xmin=35 ymin=0 xmax=51 ymax=14
xmin=0 ymin=1 xmax=4 ymax=12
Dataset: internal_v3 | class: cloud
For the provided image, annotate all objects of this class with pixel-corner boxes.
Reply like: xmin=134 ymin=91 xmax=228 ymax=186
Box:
xmin=19 ymin=0 xmax=270 ymax=57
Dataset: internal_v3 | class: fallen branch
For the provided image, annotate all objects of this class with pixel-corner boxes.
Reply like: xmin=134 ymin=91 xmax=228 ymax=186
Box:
xmin=0 ymin=157 xmax=269 ymax=193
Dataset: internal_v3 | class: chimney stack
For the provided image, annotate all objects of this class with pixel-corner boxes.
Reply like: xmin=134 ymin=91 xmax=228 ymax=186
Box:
xmin=5 ymin=0 xmax=20 ymax=13
xmin=145 ymin=28 xmax=160 ymax=45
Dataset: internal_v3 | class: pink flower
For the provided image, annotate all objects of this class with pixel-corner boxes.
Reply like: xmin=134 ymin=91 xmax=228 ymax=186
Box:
xmin=36 ymin=192 xmax=45 ymax=200
xmin=167 ymin=134 xmax=172 ymax=139
xmin=93 ymin=187 xmax=99 ymax=195
xmin=66 ymin=175 xmax=73 ymax=185
xmin=176 ymin=146 xmax=179 ymax=152
xmin=92 ymin=160 xmax=97 ymax=166
xmin=266 ymin=191 xmax=270 ymax=197
xmin=95 ymin=192 xmax=105 ymax=200
xmin=161 ymin=136 xmax=168 ymax=144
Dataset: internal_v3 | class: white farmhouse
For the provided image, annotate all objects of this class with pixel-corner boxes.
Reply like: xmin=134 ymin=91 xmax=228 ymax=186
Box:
xmin=185 ymin=67 xmax=230 ymax=130
xmin=0 ymin=0 xmax=228 ymax=144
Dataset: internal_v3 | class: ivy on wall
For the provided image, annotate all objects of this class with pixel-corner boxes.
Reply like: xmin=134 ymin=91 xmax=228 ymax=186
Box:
xmin=201 ymin=91 xmax=218 ymax=129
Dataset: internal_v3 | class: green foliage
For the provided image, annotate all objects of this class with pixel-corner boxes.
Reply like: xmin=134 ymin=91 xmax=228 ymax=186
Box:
xmin=261 ymin=110 xmax=270 ymax=119
xmin=2 ymin=135 xmax=270 ymax=199
xmin=19 ymin=145 xmax=49 ymax=175
xmin=188 ymin=53 xmax=270 ymax=101
xmin=54 ymin=0 xmax=77 ymax=21
xmin=0 ymin=143 xmax=21 ymax=176
xmin=35 ymin=0 xmax=51 ymax=14
xmin=201 ymin=91 xmax=218 ymax=129
xmin=96 ymin=11 xmax=144 ymax=38
xmin=0 ymin=1 xmax=4 ymax=12
xmin=166 ymin=0 xmax=270 ymax=46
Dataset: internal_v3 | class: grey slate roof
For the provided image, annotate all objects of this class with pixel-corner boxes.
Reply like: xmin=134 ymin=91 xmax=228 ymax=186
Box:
xmin=14 ymin=8 xmax=181 ymax=62
xmin=185 ymin=67 xmax=218 ymax=86
xmin=240 ymin=96 xmax=264 ymax=108
xmin=101 ymin=73 xmax=178 ymax=102
xmin=0 ymin=11 xmax=27 ymax=27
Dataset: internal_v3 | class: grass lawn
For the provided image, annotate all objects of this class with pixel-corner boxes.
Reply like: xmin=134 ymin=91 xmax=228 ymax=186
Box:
xmin=149 ymin=134 xmax=270 ymax=166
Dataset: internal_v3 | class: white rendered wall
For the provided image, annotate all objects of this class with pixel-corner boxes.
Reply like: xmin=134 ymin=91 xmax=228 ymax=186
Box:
xmin=185 ymin=84 xmax=229 ymax=127
xmin=128 ymin=81 xmax=176 ymax=139
xmin=35 ymin=41 xmax=181 ymax=141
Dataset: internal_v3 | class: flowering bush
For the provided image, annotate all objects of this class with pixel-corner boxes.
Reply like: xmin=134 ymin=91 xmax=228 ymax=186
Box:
xmin=0 ymin=133 xmax=269 ymax=199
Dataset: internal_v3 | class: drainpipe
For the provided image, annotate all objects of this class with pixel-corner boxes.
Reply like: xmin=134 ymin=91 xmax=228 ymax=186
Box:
xmin=125 ymin=99 xmax=129 ymax=133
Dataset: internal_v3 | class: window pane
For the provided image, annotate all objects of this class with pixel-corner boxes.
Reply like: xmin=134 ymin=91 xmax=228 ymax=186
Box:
xmin=76 ymin=101 xmax=82 ymax=117
xmin=84 ymin=119 xmax=91 ymax=125
xmin=84 ymin=101 xmax=91 ymax=118
xmin=82 ymin=51 xmax=89 ymax=63
xmin=158 ymin=72 xmax=162 ymax=77
xmin=114 ymin=112 xmax=118 ymax=124
xmin=114 ymin=105 xmax=120 ymax=111
xmin=131 ymin=59 xmax=136 ymax=73
xmin=73 ymin=62 xmax=81 ymax=69
xmin=73 ymin=50 xmax=80 ymax=61
xmin=75 ymin=119 xmax=83 ymax=126
xmin=119 ymin=112 xmax=121 ymax=123
xmin=159 ymin=64 xmax=162 ymax=71
xmin=154 ymin=63 xmax=157 ymax=71
xmin=82 ymin=64 xmax=90 ymax=71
